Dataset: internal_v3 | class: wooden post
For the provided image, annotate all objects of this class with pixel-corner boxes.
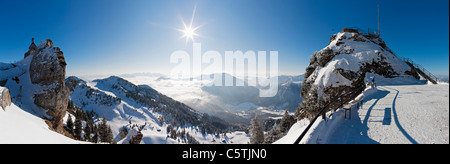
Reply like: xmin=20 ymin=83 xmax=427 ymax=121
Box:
xmin=321 ymin=111 xmax=325 ymax=120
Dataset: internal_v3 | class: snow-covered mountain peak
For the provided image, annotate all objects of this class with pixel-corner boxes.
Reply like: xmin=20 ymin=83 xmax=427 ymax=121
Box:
xmin=66 ymin=75 xmax=247 ymax=143
xmin=296 ymin=29 xmax=421 ymax=119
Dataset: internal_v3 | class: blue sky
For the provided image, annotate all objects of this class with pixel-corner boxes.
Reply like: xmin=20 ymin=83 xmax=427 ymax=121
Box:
xmin=0 ymin=0 xmax=448 ymax=76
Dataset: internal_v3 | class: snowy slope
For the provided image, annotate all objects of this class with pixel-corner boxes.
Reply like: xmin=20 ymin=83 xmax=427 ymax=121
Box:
xmin=67 ymin=76 xmax=249 ymax=144
xmin=275 ymin=82 xmax=449 ymax=144
xmin=0 ymin=103 xmax=86 ymax=144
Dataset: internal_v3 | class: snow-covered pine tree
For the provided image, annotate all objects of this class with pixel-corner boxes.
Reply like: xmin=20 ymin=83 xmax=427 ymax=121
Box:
xmin=118 ymin=126 xmax=128 ymax=140
xmin=264 ymin=125 xmax=284 ymax=144
xmin=296 ymin=85 xmax=322 ymax=119
xmin=279 ymin=110 xmax=292 ymax=133
xmin=250 ymin=114 xmax=264 ymax=144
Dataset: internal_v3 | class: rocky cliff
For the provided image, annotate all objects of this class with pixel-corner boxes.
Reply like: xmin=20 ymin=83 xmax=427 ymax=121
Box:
xmin=1 ymin=38 xmax=69 ymax=133
xmin=295 ymin=30 xmax=419 ymax=119
xmin=28 ymin=39 xmax=69 ymax=133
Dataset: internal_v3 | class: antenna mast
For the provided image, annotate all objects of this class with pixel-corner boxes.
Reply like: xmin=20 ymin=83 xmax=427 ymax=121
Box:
xmin=377 ymin=2 xmax=380 ymax=36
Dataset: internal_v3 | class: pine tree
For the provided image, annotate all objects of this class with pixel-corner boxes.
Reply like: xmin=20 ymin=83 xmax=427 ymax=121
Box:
xmin=98 ymin=115 xmax=115 ymax=144
xmin=264 ymin=125 xmax=283 ymax=144
xmin=279 ymin=110 xmax=291 ymax=133
xmin=99 ymin=115 xmax=108 ymax=143
xmin=106 ymin=126 xmax=114 ymax=144
xmin=91 ymin=124 xmax=98 ymax=143
xmin=250 ymin=114 xmax=264 ymax=144
xmin=170 ymin=127 xmax=177 ymax=139
xmin=118 ymin=126 xmax=128 ymax=140
xmin=66 ymin=115 xmax=74 ymax=135
xmin=84 ymin=120 xmax=92 ymax=141
xmin=74 ymin=117 xmax=83 ymax=140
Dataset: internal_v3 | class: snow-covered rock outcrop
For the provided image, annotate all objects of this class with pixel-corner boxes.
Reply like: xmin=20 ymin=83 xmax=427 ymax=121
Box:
xmin=296 ymin=29 xmax=419 ymax=119
xmin=0 ymin=87 xmax=11 ymax=110
xmin=1 ymin=39 xmax=69 ymax=133
xmin=29 ymin=39 xmax=69 ymax=133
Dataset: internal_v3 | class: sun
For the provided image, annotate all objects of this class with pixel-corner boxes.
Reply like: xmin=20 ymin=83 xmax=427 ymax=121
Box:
xmin=177 ymin=5 xmax=202 ymax=44
xmin=181 ymin=25 xmax=199 ymax=43
xmin=184 ymin=27 xmax=195 ymax=39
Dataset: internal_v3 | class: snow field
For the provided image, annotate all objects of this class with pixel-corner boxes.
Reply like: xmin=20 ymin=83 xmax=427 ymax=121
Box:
xmin=0 ymin=103 xmax=86 ymax=144
xmin=276 ymin=83 xmax=449 ymax=144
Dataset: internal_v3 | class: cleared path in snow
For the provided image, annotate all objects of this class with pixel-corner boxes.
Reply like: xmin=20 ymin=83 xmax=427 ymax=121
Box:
xmin=323 ymin=84 xmax=449 ymax=144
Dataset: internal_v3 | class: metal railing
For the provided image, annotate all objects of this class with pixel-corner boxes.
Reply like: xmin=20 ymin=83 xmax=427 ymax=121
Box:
xmin=399 ymin=57 xmax=439 ymax=83
xmin=293 ymin=85 xmax=366 ymax=144
xmin=293 ymin=56 xmax=439 ymax=144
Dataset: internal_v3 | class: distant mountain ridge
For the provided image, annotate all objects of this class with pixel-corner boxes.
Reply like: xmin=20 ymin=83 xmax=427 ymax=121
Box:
xmin=120 ymin=72 xmax=304 ymax=126
xmin=66 ymin=75 xmax=245 ymax=143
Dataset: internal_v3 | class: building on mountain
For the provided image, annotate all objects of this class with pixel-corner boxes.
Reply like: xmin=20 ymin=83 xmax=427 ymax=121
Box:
xmin=24 ymin=38 xmax=37 ymax=58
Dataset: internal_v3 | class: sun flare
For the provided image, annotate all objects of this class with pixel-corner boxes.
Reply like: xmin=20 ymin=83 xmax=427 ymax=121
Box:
xmin=177 ymin=5 xmax=202 ymax=43
xmin=181 ymin=26 xmax=198 ymax=42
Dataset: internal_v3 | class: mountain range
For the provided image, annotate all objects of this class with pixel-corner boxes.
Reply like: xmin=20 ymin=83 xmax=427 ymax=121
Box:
xmin=121 ymin=73 xmax=304 ymax=125
xmin=0 ymin=39 xmax=249 ymax=144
